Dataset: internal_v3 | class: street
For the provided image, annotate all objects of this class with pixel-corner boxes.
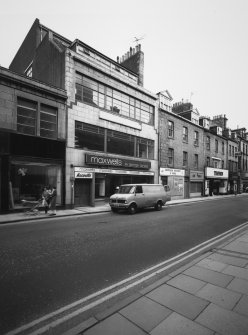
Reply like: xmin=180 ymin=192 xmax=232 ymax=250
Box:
xmin=1 ymin=196 xmax=248 ymax=334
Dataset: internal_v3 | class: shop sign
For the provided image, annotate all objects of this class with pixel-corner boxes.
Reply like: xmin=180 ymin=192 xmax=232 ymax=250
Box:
xmin=205 ymin=167 xmax=228 ymax=179
xmin=74 ymin=167 xmax=154 ymax=176
xmin=190 ymin=170 xmax=204 ymax=181
xmin=85 ymin=154 xmax=151 ymax=170
xmin=160 ymin=168 xmax=185 ymax=176
xmin=74 ymin=172 xmax=93 ymax=179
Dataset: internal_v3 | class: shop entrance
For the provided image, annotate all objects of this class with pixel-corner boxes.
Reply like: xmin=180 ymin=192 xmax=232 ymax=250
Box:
xmin=74 ymin=179 xmax=91 ymax=206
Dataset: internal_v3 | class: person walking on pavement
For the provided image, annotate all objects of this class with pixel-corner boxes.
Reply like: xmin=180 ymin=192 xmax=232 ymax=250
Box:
xmin=49 ymin=186 xmax=57 ymax=216
xmin=41 ymin=186 xmax=50 ymax=214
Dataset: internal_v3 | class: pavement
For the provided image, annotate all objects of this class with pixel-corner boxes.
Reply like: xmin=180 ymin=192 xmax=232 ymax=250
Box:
xmin=2 ymin=194 xmax=248 ymax=335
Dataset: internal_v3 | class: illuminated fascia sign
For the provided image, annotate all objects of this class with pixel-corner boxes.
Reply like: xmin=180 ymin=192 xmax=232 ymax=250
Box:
xmin=85 ymin=154 xmax=151 ymax=170
xmin=190 ymin=170 xmax=204 ymax=181
xmin=205 ymin=167 xmax=228 ymax=179
xmin=160 ymin=168 xmax=185 ymax=176
xmin=75 ymin=172 xmax=93 ymax=179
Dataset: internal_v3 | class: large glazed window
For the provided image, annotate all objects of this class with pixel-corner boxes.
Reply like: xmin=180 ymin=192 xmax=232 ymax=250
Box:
xmin=40 ymin=104 xmax=57 ymax=139
xmin=17 ymin=98 xmax=37 ymax=135
xmin=75 ymin=122 xmax=105 ymax=151
xmin=75 ymin=73 xmax=154 ymax=125
xmin=107 ymin=130 xmax=135 ymax=156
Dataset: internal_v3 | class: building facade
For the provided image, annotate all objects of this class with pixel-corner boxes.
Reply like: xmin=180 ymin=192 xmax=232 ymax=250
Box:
xmin=10 ymin=19 xmax=159 ymax=208
xmin=0 ymin=67 xmax=67 ymax=212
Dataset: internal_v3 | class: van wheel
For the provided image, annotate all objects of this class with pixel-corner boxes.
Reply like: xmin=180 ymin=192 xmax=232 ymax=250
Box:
xmin=128 ymin=204 xmax=137 ymax=214
xmin=111 ymin=208 xmax=119 ymax=213
xmin=155 ymin=201 xmax=162 ymax=211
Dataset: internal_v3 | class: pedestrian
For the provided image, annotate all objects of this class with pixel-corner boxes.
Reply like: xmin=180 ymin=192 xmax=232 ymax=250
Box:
xmin=41 ymin=186 xmax=50 ymax=214
xmin=49 ymin=186 xmax=57 ymax=216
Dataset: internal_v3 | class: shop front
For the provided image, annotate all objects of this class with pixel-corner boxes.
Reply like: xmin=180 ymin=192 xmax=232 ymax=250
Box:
xmin=190 ymin=170 xmax=204 ymax=197
xmin=205 ymin=167 xmax=229 ymax=196
xmin=0 ymin=132 xmax=65 ymax=212
xmin=160 ymin=168 xmax=185 ymax=200
xmin=73 ymin=153 xmax=154 ymax=207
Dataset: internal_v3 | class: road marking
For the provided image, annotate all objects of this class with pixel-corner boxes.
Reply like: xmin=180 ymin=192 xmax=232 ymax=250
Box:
xmin=5 ymin=221 xmax=248 ymax=335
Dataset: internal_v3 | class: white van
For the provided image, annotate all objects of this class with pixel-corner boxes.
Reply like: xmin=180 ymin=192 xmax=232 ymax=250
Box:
xmin=109 ymin=184 xmax=171 ymax=214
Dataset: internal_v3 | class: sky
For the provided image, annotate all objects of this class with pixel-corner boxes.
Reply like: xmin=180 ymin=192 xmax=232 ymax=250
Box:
xmin=1 ymin=0 xmax=247 ymax=130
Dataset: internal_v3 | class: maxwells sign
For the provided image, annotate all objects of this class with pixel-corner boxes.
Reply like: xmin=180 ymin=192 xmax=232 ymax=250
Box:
xmin=85 ymin=154 xmax=151 ymax=170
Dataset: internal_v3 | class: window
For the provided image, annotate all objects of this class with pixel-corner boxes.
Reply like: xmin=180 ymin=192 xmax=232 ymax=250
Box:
xmin=194 ymin=131 xmax=199 ymax=146
xmin=75 ymin=122 xmax=105 ymax=151
xmin=136 ymin=138 xmax=154 ymax=159
xmin=206 ymin=136 xmax=210 ymax=150
xmin=107 ymin=130 xmax=135 ymax=157
xmin=40 ymin=104 xmax=57 ymax=139
xmin=194 ymin=154 xmax=198 ymax=169
xmin=25 ymin=63 xmax=33 ymax=78
xmin=215 ymin=139 xmax=218 ymax=153
xmin=75 ymin=121 xmax=154 ymax=159
xmin=168 ymin=148 xmax=174 ymax=165
xmin=75 ymin=73 xmax=154 ymax=125
xmin=183 ymin=127 xmax=188 ymax=142
xmin=229 ymin=145 xmax=231 ymax=156
xmin=168 ymin=121 xmax=174 ymax=138
xmin=17 ymin=98 xmax=37 ymax=135
xmin=222 ymin=142 xmax=225 ymax=154
xmin=183 ymin=151 xmax=188 ymax=167
xmin=206 ymin=156 xmax=210 ymax=167
xmin=222 ymin=160 xmax=224 ymax=169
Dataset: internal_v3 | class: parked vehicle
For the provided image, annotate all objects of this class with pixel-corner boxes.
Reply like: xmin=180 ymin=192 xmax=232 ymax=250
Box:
xmin=109 ymin=184 xmax=171 ymax=214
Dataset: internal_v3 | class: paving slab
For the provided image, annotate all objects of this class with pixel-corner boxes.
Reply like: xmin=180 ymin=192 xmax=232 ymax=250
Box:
xmin=233 ymin=295 xmax=248 ymax=317
xmin=146 ymin=284 xmax=209 ymax=320
xmin=207 ymin=252 xmax=248 ymax=267
xmin=183 ymin=265 xmax=234 ymax=287
xmin=223 ymin=241 xmax=248 ymax=255
xmin=83 ymin=313 xmax=146 ymax=335
xmin=119 ymin=296 xmax=172 ymax=332
xmin=197 ymin=258 xmax=228 ymax=272
xmin=150 ymin=312 xmax=214 ymax=335
xmin=227 ymin=277 xmax=248 ymax=295
xmin=166 ymin=274 xmax=206 ymax=294
xmin=222 ymin=265 xmax=248 ymax=280
xmin=196 ymin=283 xmax=241 ymax=310
xmin=196 ymin=303 xmax=248 ymax=335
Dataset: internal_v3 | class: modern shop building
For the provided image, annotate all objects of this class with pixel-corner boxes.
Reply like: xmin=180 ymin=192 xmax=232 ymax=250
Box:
xmin=0 ymin=67 xmax=67 ymax=212
xmin=9 ymin=19 xmax=158 ymax=208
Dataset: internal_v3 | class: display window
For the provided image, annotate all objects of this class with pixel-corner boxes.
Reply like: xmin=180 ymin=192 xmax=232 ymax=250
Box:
xmin=10 ymin=159 xmax=62 ymax=209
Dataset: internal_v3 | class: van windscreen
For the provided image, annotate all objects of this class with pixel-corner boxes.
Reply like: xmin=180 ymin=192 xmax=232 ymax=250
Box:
xmin=118 ymin=186 xmax=135 ymax=194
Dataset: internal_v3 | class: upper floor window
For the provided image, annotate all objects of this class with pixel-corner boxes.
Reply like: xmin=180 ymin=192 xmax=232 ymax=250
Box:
xmin=194 ymin=131 xmax=199 ymax=146
xmin=75 ymin=121 xmax=154 ymax=159
xmin=222 ymin=142 xmax=225 ymax=154
xmin=75 ymin=73 xmax=154 ymax=125
xmin=40 ymin=104 xmax=57 ymax=139
xmin=17 ymin=98 xmax=37 ymax=135
xmin=229 ymin=144 xmax=231 ymax=156
xmin=24 ymin=63 xmax=33 ymax=78
xmin=17 ymin=98 xmax=58 ymax=139
xmin=194 ymin=154 xmax=199 ymax=169
xmin=183 ymin=126 xmax=188 ymax=142
xmin=206 ymin=136 xmax=210 ymax=150
xmin=215 ymin=139 xmax=218 ymax=153
xmin=206 ymin=156 xmax=210 ymax=167
xmin=183 ymin=151 xmax=188 ymax=167
xmin=232 ymin=146 xmax=234 ymax=157
xmin=168 ymin=148 xmax=174 ymax=165
xmin=168 ymin=121 xmax=174 ymax=138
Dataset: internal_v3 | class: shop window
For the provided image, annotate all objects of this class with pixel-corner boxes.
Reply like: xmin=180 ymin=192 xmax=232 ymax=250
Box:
xmin=107 ymin=130 xmax=135 ymax=156
xmin=75 ymin=121 xmax=104 ymax=151
xmin=95 ymin=176 xmax=105 ymax=198
xmin=10 ymin=159 xmax=62 ymax=209
xmin=17 ymin=98 xmax=37 ymax=135
xmin=40 ymin=104 xmax=57 ymax=139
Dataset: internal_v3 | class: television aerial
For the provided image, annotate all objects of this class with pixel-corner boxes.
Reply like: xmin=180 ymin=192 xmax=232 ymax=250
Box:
xmin=133 ymin=35 xmax=145 ymax=45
